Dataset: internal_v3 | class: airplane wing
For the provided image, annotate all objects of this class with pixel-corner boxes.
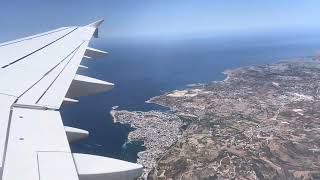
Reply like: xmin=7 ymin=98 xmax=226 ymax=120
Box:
xmin=0 ymin=20 xmax=143 ymax=180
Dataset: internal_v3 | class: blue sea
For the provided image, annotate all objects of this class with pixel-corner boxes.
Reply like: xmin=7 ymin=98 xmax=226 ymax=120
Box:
xmin=61 ymin=31 xmax=320 ymax=162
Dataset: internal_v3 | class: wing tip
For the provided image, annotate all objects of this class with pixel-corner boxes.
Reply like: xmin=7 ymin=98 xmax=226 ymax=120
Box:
xmin=86 ymin=19 xmax=104 ymax=28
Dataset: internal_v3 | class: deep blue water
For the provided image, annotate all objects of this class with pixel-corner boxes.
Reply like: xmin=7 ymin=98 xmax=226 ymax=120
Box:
xmin=61 ymin=32 xmax=320 ymax=162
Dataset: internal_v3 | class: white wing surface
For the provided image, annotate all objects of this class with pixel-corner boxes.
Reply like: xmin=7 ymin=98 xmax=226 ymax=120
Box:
xmin=0 ymin=20 xmax=142 ymax=180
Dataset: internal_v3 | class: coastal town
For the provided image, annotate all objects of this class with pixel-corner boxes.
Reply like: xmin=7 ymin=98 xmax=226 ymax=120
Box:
xmin=111 ymin=110 xmax=184 ymax=179
xmin=111 ymin=60 xmax=320 ymax=179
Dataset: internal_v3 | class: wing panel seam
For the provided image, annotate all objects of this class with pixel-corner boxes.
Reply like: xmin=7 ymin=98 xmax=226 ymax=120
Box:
xmin=16 ymin=42 xmax=84 ymax=102
xmin=0 ymin=27 xmax=71 ymax=47
xmin=35 ymin=42 xmax=85 ymax=104
xmin=1 ymin=27 xmax=78 ymax=69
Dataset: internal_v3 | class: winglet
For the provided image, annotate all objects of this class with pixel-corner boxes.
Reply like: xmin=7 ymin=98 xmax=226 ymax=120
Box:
xmin=87 ymin=19 xmax=104 ymax=28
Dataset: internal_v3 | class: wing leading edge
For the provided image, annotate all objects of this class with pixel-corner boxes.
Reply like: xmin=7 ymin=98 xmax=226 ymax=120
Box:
xmin=0 ymin=20 xmax=143 ymax=180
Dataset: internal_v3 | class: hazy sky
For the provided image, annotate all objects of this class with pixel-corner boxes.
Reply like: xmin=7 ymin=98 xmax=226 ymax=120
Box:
xmin=1 ymin=0 xmax=320 ymax=41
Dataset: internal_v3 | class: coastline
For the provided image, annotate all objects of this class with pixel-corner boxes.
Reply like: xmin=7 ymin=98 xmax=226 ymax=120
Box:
xmin=110 ymin=109 xmax=183 ymax=179
xmin=111 ymin=60 xmax=320 ymax=179
xmin=110 ymin=67 xmax=241 ymax=178
xmin=109 ymin=67 xmax=235 ymax=178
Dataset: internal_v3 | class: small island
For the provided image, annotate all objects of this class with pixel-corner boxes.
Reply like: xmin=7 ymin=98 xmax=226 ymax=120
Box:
xmin=112 ymin=60 xmax=320 ymax=179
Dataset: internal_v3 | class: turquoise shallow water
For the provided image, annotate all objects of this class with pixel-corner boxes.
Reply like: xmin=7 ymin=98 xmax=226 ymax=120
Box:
xmin=61 ymin=32 xmax=320 ymax=162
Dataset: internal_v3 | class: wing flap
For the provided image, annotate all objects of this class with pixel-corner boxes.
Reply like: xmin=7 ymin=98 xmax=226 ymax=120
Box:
xmin=38 ymin=152 xmax=78 ymax=180
xmin=2 ymin=108 xmax=73 ymax=180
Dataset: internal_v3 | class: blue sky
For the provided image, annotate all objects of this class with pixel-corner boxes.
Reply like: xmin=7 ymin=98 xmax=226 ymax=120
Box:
xmin=1 ymin=0 xmax=320 ymax=41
